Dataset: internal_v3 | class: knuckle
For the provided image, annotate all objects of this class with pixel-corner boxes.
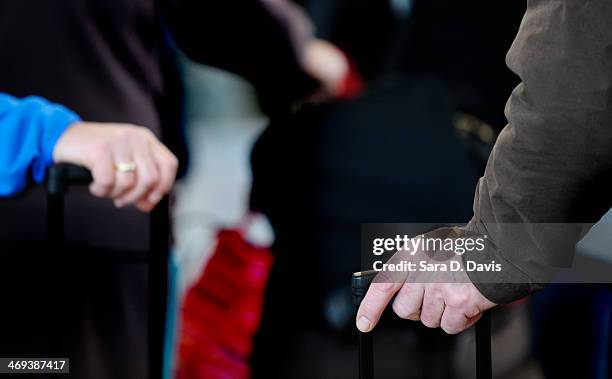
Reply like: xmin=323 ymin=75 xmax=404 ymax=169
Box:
xmin=163 ymin=156 xmax=178 ymax=173
xmin=169 ymin=155 xmax=179 ymax=170
xmin=137 ymin=126 xmax=154 ymax=138
xmin=446 ymin=292 xmax=470 ymax=309
xmin=392 ymin=302 xmax=419 ymax=321
xmin=140 ymin=173 xmax=159 ymax=187
xmin=121 ymin=125 xmax=151 ymax=143
xmin=114 ymin=128 xmax=131 ymax=142
xmin=91 ymin=141 xmax=112 ymax=161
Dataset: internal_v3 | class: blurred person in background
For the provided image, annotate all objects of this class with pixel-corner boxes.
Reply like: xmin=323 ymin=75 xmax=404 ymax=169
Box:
xmin=0 ymin=1 xmax=346 ymax=378
xmin=302 ymin=0 xmax=524 ymax=129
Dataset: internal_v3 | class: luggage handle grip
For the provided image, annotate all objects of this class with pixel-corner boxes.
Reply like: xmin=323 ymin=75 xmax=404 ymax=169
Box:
xmin=352 ymin=270 xmax=377 ymax=379
xmin=46 ymin=163 xmax=93 ymax=195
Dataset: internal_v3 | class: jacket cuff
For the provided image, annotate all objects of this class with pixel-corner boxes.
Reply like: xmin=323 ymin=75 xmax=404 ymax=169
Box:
xmin=460 ymin=219 xmax=543 ymax=304
xmin=32 ymin=97 xmax=81 ymax=184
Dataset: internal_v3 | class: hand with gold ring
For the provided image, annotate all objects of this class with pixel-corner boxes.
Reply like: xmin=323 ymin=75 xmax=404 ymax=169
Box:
xmin=52 ymin=122 xmax=179 ymax=212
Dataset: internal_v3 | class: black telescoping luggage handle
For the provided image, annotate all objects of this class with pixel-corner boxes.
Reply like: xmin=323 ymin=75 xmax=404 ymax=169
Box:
xmin=352 ymin=271 xmax=375 ymax=379
xmin=45 ymin=164 xmax=93 ymax=247
xmin=44 ymin=163 xmax=169 ymax=379
xmin=46 ymin=163 xmax=93 ymax=195
xmin=352 ymin=270 xmax=492 ymax=379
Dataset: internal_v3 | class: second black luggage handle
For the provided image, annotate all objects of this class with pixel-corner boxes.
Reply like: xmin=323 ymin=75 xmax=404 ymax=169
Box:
xmin=352 ymin=270 xmax=492 ymax=379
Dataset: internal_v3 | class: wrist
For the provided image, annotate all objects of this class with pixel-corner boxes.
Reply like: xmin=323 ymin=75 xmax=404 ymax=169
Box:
xmin=52 ymin=121 xmax=88 ymax=167
xmin=34 ymin=101 xmax=81 ymax=184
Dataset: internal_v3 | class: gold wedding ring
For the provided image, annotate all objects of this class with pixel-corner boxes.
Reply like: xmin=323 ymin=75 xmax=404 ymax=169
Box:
xmin=115 ymin=162 xmax=137 ymax=173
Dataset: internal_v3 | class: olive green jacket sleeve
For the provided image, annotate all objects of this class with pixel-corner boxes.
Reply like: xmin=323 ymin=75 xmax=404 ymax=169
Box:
xmin=464 ymin=0 xmax=612 ymax=304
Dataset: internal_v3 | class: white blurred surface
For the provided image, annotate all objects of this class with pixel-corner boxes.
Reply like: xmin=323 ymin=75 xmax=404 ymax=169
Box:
xmin=173 ymin=59 xmax=272 ymax=295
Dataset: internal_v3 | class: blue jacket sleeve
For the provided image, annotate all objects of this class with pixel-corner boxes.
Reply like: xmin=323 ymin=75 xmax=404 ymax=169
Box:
xmin=0 ymin=93 xmax=81 ymax=196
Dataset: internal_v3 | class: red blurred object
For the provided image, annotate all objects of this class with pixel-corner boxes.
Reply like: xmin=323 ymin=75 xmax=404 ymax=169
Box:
xmin=177 ymin=229 xmax=274 ymax=379
xmin=337 ymin=53 xmax=364 ymax=99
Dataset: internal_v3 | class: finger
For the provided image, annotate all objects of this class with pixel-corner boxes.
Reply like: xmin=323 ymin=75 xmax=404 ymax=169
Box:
xmin=356 ymin=249 xmax=413 ymax=333
xmin=356 ymin=279 xmax=403 ymax=333
xmin=441 ymin=307 xmax=482 ymax=334
xmin=115 ymin=141 xmax=159 ymax=208
xmin=88 ymin=144 xmax=115 ymax=198
xmin=420 ymin=286 xmax=445 ymax=328
xmin=109 ymin=138 xmax=136 ymax=199
xmin=440 ymin=307 xmax=470 ymax=334
xmin=146 ymin=142 xmax=178 ymax=206
xmin=135 ymin=199 xmax=156 ymax=212
xmin=464 ymin=312 xmax=483 ymax=330
xmin=392 ymin=282 xmax=424 ymax=321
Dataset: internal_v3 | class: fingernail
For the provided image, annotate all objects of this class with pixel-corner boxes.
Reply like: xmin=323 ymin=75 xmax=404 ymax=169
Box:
xmin=114 ymin=200 xmax=125 ymax=208
xmin=356 ymin=316 xmax=371 ymax=332
xmin=148 ymin=191 xmax=162 ymax=203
